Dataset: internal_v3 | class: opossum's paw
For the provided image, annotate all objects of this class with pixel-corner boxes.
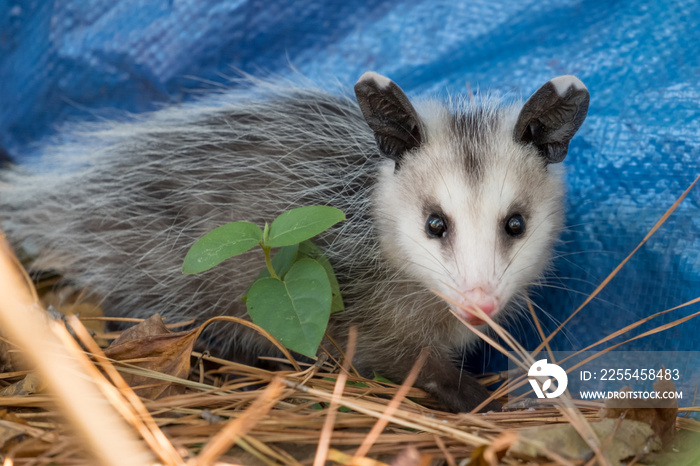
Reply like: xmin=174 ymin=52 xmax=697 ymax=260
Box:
xmin=441 ymin=381 xmax=502 ymax=413
xmin=419 ymin=359 xmax=502 ymax=413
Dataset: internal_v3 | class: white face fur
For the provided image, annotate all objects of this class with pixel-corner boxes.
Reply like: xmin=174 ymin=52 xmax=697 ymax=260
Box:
xmin=373 ymin=102 xmax=566 ymax=325
xmin=354 ymin=72 xmax=588 ymax=328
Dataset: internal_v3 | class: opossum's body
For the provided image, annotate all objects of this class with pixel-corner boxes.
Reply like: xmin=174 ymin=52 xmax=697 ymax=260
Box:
xmin=0 ymin=73 xmax=589 ymax=412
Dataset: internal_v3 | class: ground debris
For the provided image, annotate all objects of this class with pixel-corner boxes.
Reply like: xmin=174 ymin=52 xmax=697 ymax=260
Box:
xmin=103 ymin=314 xmax=199 ymax=399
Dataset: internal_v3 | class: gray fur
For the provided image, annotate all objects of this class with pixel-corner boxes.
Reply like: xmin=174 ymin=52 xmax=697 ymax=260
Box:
xmin=0 ymin=74 xmax=587 ymax=412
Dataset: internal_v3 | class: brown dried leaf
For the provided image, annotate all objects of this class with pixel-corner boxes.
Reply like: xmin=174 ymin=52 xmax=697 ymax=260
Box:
xmin=642 ymin=429 xmax=700 ymax=465
xmin=0 ymin=420 xmax=27 ymax=452
xmin=389 ymin=446 xmax=430 ymax=466
xmin=508 ymin=418 xmax=661 ymax=466
xmin=473 ymin=431 xmax=517 ymax=466
xmin=0 ymin=335 xmax=23 ymax=373
xmin=103 ymin=314 xmax=199 ymax=399
xmin=327 ymin=449 xmax=389 ymax=466
xmin=40 ymin=289 xmax=105 ymax=335
xmin=469 ymin=445 xmax=489 ymax=466
xmin=599 ymin=377 xmax=678 ymax=444
xmin=0 ymin=410 xmax=47 ymax=452
xmin=0 ymin=373 xmax=43 ymax=397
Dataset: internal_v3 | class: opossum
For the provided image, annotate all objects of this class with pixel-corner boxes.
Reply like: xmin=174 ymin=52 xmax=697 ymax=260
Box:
xmin=0 ymin=72 xmax=589 ymax=412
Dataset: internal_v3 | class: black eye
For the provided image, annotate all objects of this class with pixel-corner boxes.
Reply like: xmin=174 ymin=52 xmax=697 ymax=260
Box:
xmin=505 ymin=214 xmax=526 ymax=237
xmin=426 ymin=213 xmax=448 ymax=238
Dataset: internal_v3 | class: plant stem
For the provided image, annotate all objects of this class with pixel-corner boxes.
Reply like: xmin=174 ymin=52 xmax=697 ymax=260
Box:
xmin=262 ymin=244 xmax=279 ymax=279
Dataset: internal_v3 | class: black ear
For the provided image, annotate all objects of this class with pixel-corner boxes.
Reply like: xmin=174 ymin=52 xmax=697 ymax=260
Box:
xmin=514 ymin=76 xmax=589 ymax=164
xmin=354 ymin=72 xmax=423 ymax=164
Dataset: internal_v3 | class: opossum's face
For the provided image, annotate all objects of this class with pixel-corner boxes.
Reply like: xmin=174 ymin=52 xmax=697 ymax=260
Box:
xmin=373 ymin=128 xmax=565 ymax=325
xmin=355 ymin=72 xmax=589 ymax=326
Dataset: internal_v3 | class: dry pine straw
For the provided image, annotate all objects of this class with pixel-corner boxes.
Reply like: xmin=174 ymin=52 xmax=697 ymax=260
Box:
xmin=2 ymin=313 xmax=699 ymax=466
xmin=0 ymin=175 xmax=698 ymax=465
xmin=0 ymin=318 xmax=608 ymax=466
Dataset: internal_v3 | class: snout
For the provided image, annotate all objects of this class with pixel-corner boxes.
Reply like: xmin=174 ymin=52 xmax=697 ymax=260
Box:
xmin=451 ymin=287 xmax=499 ymax=326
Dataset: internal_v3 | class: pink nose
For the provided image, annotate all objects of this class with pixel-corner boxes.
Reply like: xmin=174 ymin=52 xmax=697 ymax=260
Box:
xmin=461 ymin=287 xmax=498 ymax=317
xmin=472 ymin=298 xmax=496 ymax=315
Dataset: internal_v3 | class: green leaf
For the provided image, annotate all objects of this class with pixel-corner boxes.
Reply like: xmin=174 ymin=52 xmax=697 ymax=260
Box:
xmin=264 ymin=243 xmax=300 ymax=279
xmin=241 ymin=244 xmax=300 ymax=302
xmin=267 ymin=206 xmax=345 ymax=248
xmin=311 ymin=402 xmax=351 ymax=412
xmin=345 ymin=380 xmax=368 ymax=388
xmin=373 ymin=373 xmax=395 ymax=384
xmin=298 ymin=240 xmax=344 ymax=313
xmin=183 ymin=222 xmax=262 ymax=274
xmin=262 ymin=221 xmax=271 ymax=245
xmin=246 ymin=258 xmax=332 ymax=358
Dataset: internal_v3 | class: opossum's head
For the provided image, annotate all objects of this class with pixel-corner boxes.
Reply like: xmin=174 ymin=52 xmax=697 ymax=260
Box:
xmin=355 ymin=72 xmax=589 ymax=326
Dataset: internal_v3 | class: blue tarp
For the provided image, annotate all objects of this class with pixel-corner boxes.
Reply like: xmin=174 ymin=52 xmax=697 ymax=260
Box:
xmin=1 ymin=0 xmax=699 ymax=370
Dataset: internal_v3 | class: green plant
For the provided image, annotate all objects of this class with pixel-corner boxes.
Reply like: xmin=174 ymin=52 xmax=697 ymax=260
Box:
xmin=182 ymin=206 xmax=345 ymax=357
